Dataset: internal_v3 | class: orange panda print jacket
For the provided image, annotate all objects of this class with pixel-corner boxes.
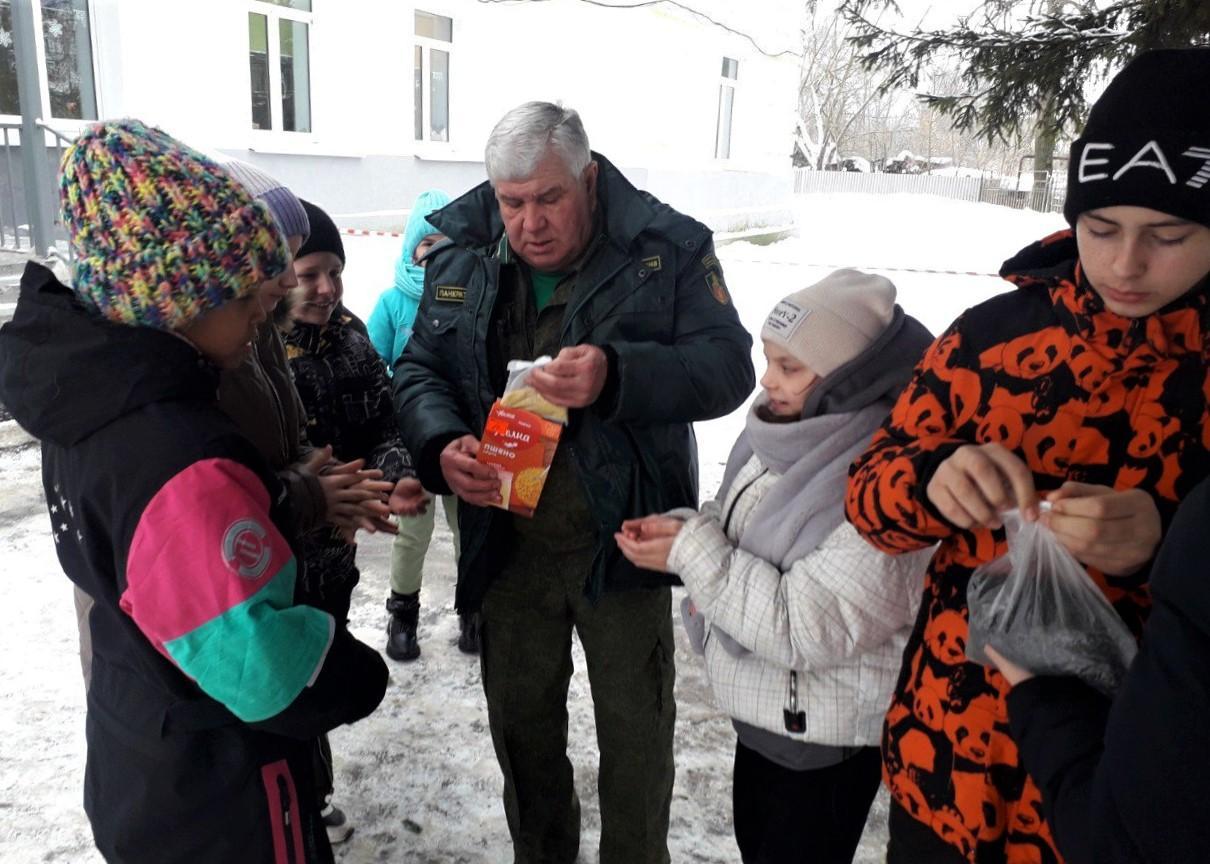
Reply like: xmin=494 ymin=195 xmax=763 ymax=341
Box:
xmin=845 ymin=229 xmax=1210 ymax=863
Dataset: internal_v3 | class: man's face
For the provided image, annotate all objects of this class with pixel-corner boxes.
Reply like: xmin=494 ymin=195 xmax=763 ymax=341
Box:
xmin=494 ymin=151 xmax=598 ymax=272
xmin=1077 ymin=206 xmax=1210 ymax=317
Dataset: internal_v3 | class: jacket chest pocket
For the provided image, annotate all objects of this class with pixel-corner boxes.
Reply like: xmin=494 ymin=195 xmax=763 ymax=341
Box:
xmin=424 ymin=308 xmax=463 ymax=337
xmin=587 ymin=276 xmax=674 ymax=344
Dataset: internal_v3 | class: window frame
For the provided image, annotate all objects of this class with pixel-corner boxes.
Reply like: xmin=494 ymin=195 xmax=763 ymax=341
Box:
xmin=413 ymin=7 xmax=454 ymax=146
xmin=247 ymin=0 xmax=314 ymax=135
xmin=0 ymin=0 xmax=102 ymax=127
xmin=714 ymin=56 xmax=739 ymax=161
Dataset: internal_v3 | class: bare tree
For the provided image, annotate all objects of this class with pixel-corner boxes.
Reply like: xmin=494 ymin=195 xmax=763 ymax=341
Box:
xmin=794 ymin=6 xmax=906 ymax=169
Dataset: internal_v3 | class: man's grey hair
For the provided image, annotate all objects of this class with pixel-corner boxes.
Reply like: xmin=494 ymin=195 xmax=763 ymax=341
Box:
xmin=484 ymin=102 xmax=592 ymax=185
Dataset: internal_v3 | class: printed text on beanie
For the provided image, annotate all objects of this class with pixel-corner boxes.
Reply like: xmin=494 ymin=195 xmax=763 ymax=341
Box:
xmin=760 ymin=269 xmax=896 ymax=379
xmin=1064 ymin=48 xmax=1210 ymax=228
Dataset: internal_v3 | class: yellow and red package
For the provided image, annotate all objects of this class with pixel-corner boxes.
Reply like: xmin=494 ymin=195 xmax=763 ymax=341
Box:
xmin=476 ymin=401 xmax=562 ymax=517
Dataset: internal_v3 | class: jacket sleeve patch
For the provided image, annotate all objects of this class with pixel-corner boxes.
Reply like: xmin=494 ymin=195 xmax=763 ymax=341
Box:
xmin=122 ymin=457 xmax=334 ymax=720
xmin=705 ymin=268 xmax=730 ymax=305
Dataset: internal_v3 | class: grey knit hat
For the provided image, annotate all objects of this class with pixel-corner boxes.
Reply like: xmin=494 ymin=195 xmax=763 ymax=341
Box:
xmin=222 ymin=160 xmax=310 ymax=242
xmin=761 ymin=269 xmax=897 ymax=379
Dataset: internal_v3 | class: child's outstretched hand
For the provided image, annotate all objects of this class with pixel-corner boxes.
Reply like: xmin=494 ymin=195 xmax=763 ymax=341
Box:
xmin=389 ymin=477 xmax=430 ymax=518
xmin=615 ymin=515 xmax=684 ymax=573
xmin=1043 ymin=483 xmax=1161 ymax=576
xmin=926 ymin=443 xmax=1040 ymax=530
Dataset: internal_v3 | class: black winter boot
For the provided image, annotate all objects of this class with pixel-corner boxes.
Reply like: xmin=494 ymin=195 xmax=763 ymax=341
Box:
xmin=385 ymin=591 xmax=421 ymax=661
xmin=457 ymin=612 xmax=480 ymax=655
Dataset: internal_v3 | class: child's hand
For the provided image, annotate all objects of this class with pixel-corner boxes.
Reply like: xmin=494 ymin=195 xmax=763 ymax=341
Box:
xmin=926 ymin=443 xmax=1040 ymax=530
xmin=619 ymin=515 xmax=684 ymax=541
xmin=984 ymin=645 xmax=1034 ymax=686
xmin=615 ymin=516 xmax=684 ymax=573
xmin=314 ymin=454 xmax=394 ymax=533
xmin=1043 ymin=483 xmax=1161 ymax=576
xmin=389 ymin=477 xmax=430 ymax=517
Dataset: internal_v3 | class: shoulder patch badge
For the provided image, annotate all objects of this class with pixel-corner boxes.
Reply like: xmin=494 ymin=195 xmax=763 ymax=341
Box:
xmin=705 ymin=268 xmax=730 ymax=306
xmin=641 ymin=256 xmax=662 ymax=272
xmin=435 ymin=285 xmax=466 ymax=303
xmin=222 ymin=518 xmax=272 ymax=580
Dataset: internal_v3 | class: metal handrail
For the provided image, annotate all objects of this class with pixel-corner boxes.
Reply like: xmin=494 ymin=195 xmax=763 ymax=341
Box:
xmin=0 ymin=119 xmax=76 ymax=258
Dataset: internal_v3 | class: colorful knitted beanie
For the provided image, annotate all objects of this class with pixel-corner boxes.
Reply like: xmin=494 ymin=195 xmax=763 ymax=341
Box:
xmin=59 ymin=118 xmax=288 ymax=331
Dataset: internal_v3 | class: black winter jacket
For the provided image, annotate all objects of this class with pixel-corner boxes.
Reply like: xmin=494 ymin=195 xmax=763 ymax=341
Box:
xmin=284 ymin=311 xmax=412 ymax=614
xmin=1006 ymin=475 xmax=1210 ymax=863
xmin=0 ymin=264 xmax=387 ymax=863
xmin=394 ymin=153 xmax=755 ymax=613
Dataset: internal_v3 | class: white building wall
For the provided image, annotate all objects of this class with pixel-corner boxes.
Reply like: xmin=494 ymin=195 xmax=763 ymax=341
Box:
xmin=76 ymin=0 xmax=799 ymax=232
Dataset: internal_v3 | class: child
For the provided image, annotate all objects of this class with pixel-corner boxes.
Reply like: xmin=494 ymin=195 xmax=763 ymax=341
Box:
xmin=284 ymin=199 xmax=414 ymax=620
xmin=845 ymin=48 xmax=1210 ymax=863
xmin=0 ymin=119 xmax=388 ymax=863
xmin=617 ymin=270 xmax=935 ymax=864
xmin=367 ymin=190 xmax=478 ymax=658
xmin=219 ymin=162 xmax=397 ymax=846
xmin=992 ymin=474 xmax=1210 ymax=864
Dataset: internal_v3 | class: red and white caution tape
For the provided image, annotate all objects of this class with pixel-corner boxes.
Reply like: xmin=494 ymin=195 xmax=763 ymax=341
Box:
xmin=342 ymin=228 xmax=404 ymax=238
xmin=725 ymin=258 xmax=1000 ymax=278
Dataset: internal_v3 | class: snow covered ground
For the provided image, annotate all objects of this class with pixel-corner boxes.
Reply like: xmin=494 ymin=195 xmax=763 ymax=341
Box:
xmin=0 ymin=194 xmax=1063 ymax=863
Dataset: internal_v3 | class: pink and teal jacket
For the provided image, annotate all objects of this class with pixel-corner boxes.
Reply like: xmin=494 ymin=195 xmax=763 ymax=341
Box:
xmin=0 ymin=264 xmax=387 ymax=863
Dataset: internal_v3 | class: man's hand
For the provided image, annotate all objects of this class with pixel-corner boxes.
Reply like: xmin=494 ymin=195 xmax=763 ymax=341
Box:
xmin=614 ymin=515 xmax=685 ymax=573
xmin=1043 ymin=483 xmax=1161 ymax=576
xmin=527 ymin=344 xmax=609 ymax=409
xmin=389 ymin=477 xmax=431 ymax=517
xmin=440 ymin=435 xmax=501 ymax=507
xmin=926 ymin=443 xmax=1040 ymax=530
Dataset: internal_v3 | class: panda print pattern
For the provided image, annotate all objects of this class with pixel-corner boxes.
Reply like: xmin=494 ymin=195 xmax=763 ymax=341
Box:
xmin=845 ymin=229 xmax=1210 ymax=863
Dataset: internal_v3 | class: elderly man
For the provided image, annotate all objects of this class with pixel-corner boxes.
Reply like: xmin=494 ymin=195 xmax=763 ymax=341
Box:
xmin=394 ymin=102 xmax=754 ymax=863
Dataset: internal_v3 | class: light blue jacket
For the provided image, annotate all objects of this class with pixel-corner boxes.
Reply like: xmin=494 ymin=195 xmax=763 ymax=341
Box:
xmin=367 ymin=189 xmax=451 ymax=370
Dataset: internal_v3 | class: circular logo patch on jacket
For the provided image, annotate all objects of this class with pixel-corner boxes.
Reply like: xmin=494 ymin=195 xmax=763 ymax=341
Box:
xmin=222 ymin=518 xmax=272 ymax=580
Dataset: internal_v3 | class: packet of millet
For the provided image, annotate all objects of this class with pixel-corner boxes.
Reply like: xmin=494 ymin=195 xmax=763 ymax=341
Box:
xmin=476 ymin=359 xmax=565 ymax=517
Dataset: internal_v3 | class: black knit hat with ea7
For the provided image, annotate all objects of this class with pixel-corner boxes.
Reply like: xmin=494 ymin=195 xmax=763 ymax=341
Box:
xmin=1065 ymin=48 xmax=1210 ymax=228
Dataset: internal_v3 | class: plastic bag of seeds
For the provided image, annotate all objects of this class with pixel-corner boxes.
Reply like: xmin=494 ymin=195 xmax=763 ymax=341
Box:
xmin=966 ymin=507 xmax=1138 ymax=696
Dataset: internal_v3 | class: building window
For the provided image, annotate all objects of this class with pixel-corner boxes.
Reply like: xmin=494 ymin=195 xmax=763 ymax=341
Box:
xmin=0 ymin=0 xmax=98 ymax=120
xmin=715 ymin=57 xmax=738 ymax=160
xmin=414 ymin=10 xmax=451 ymax=143
xmin=248 ymin=0 xmax=312 ymax=133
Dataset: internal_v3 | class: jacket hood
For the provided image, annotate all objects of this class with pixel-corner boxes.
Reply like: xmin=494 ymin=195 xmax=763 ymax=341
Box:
xmin=428 ymin=151 xmax=657 ymax=253
xmin=801 ymin=306 xmax=934 ymax=418
xmin=1000 ymin=228 xmax=1209 ymax=357
xmin=999 ymin=228 xmax=1080 ymax=284
xmin=0 ymin=262 xmax=219 ymax=447
xmin=394 ymin=189 xmax=452 ymax=300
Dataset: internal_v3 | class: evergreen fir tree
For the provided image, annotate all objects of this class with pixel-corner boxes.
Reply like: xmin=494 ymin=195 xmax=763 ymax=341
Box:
xmin=839 ymin=0 xmax=1210 ymax=204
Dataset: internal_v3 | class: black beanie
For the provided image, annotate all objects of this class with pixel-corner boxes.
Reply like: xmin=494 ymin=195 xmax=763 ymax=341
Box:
xmin=1065 ymin=48 xmax=1210 ymax=228
xmin=297 ymin=199 xmax=345 ymax=264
